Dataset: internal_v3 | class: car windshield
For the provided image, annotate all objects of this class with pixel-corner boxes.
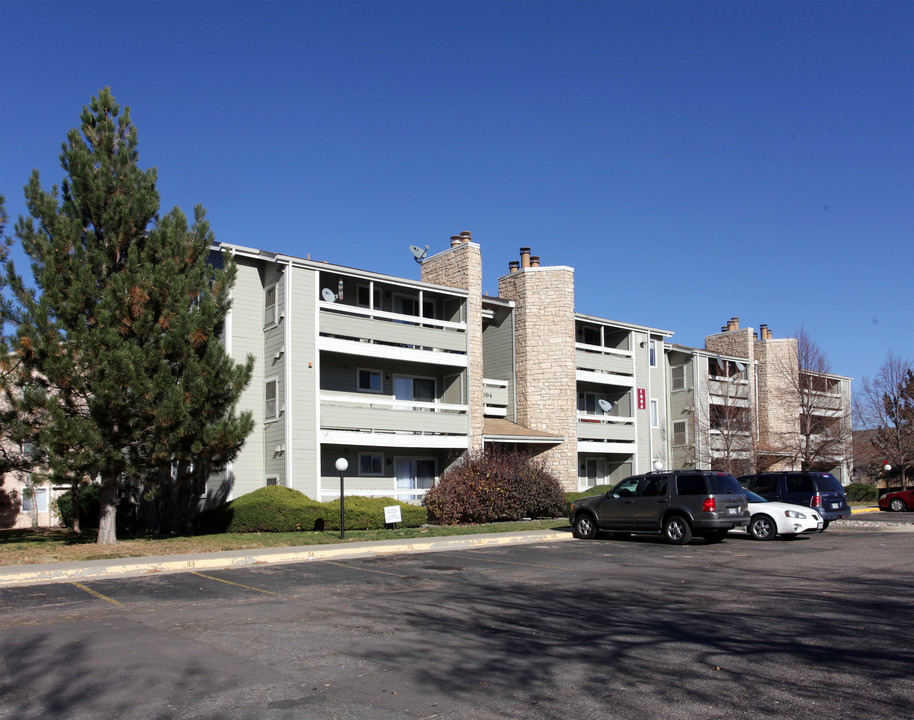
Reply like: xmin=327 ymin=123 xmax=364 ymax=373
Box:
xmin=744 ymin=490 xmax=767 ymax=503
xmin=708 ymin=473 xmax=743 ymax=494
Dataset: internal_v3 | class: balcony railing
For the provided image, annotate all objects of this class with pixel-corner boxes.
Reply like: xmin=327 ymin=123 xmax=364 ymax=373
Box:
xmin=320 ymin=393 xmax=469 ymax=435
xmin=576 ymin=413 xmax=636 ymax=442
xmin=320 ymin=301 xmax=467 ymax=354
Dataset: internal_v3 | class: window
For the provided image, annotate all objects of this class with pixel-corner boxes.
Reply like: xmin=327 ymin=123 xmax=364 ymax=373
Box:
xmin=671 ymin=365 xmax=685 ymax=391
xmin=358 ymin=284 xmax=381 ymax=310
xmin=265 ymin=378 xmax=278 ymax=419
xmin=578 ymin=391 xmax=610 ymax=415
xmin=395 ymin=458 xmax=436 ymax=491
xmin=640 ymin=475 xmax=668 ymax=497
xmin=359 ymin=452 xmax=384 ymax=476
xmin=650 ymin=399 xmax=659 ymax=428
xmin=673 ymin=420 xmax=687 ymax=445
xmin=649 ymin=339 xmax=657 ymax=367
xmin=394 ymin=375 xmax=435 ymax=408
xmin=357 ymin=368 xmax=382 ymax=393
xmin=266 ymin=475 xmax=280 ymax=487
xmin=20 ymin=487 xmax=48 ymax=513
xmin=264 ymin=285 xmax=277 ymax=326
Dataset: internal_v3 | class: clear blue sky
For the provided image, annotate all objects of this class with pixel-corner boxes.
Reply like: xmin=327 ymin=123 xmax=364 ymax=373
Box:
xmin=2 ymin=0 xmax=911 ymax=387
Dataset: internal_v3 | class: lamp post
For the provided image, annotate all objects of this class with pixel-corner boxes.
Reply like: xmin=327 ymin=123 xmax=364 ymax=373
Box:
xmin=884 ymin=463 xmax=892 ymax=491
xmin=335 ymin=457 xmax=348 ymax=540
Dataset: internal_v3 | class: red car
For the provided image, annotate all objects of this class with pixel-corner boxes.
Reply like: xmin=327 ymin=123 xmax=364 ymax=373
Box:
xmin=878 ymin=488 xmax=914 ymax=512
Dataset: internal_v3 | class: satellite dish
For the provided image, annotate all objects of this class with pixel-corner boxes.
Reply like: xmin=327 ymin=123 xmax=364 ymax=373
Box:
xmin=409 ymin=244 xmax=429 ymax=262
xmin=321 ymin=288 xmax=337 ymax=303
xmin=598 ymin=399 xmax=613 ymax=413
xmin=715 ymin=354 xmax=723 ymax=367
xmin=735 ymin=361 xmax=747 ymax=373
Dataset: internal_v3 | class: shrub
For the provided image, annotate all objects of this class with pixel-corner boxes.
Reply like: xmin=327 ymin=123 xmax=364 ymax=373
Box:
xmin=193 ymin=486 xmax=328 ymax=534
xmin=423 ymin=449 xmax=566 ymax=525
xmin=56 ymin=483 xmax=102 ymax=529
xmin=320 ymin=497 xmax=427 ymax=530
xmin=193 ymin=487 xmax=426 ymax=534
xmin=845 ymin=482 xmax=878 ymax=503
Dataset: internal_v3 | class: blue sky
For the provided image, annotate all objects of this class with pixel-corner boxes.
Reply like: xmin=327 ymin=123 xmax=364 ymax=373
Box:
xmin=2 ymin=0 xmax=911 ymax=387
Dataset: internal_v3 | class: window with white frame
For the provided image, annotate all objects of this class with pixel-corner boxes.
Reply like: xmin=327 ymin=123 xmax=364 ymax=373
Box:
xmin=395 ymin=458 xmax=436 ymax=491
xmin=649 ymin=339 xmax=658 ymax=367
xmin=264 ymin=284 xmax=277 ymax=326
xmin=582 ymin=458 xmax=608 ymax=488
xmin=357 ymin=368 xmax=382 ymax=393
xmin=265 ymin=378 xmax=278 ymax=420
xmin=671 ymin=365 xmax=685 ymax=391
xmin=20 ymin=486 xmax=48 ymax=513
xmin=359 ymin=452 xmax=384 ymax=476
xmin=650 ymin=398 xmax=659 ymax=428
xmin=673 ymin=420 xmax=687 ymax=445
xmin=265 ymin=475 xmax=280 ymax=487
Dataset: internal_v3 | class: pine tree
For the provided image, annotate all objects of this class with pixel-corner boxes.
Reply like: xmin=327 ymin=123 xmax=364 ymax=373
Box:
xmin=8 ymin=89 xmax=254 ymax=544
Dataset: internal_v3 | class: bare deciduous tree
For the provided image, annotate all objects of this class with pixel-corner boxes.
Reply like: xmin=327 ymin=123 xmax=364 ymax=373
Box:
xmin=856 ymin=352 xmax=913 ymax=486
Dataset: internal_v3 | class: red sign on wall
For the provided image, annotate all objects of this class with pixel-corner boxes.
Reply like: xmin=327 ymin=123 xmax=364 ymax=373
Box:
xmin=637 ymin=389 xmax=646 ymax=410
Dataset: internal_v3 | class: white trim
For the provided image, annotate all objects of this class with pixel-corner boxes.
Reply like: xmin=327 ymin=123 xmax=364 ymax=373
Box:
xmin=575 ymin=369 xmax=635 ymax=387
xmin=577 ymin=440 xmax=636 ymax=454
xmin=264 ymin=283 xmax=278 ymax=327
xmin=319 ymin=336 xmax=468 ymax=368
xmin=264 ymin=376 xmax=279 ymax=421
xmin=320 ymin=429 xmax=468 ymax=449
xmin=284 ymin=262 xmax=293 ymax=489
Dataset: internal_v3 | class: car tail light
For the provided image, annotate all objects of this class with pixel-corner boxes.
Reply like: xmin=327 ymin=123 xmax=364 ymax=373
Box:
xmin=702 ymin=498 xmax=716 ymax=513
xmin=811 ymin=493 xmax=823 ymax=508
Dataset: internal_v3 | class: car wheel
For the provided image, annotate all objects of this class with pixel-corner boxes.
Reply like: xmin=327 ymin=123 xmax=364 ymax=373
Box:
xmin=890 ymin=498 xmax=907 ymax=512
xmin=574 ymin=514 xmax=598 ymax=540
xmin=749 ymin=514 xmax=776 ymax=541
xmin=662 ymin=516 xmax=692 ymax=545
xmin=821 ymin=520 xmax=830 ymax=530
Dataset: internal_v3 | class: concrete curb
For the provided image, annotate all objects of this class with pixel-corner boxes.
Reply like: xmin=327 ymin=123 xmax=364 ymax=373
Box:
xmin=0 ymin=530 xmax=575 ymax=588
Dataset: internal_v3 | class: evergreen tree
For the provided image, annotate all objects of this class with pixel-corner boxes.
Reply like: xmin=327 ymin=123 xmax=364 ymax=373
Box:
xmin=7 ymin=89 xmax=254 ymax=544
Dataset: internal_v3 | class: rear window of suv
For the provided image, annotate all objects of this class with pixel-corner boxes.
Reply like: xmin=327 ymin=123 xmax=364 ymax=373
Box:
xmin=814 ymin=473 xmax=845 ymax=492
xmin=707 ymin=473 xmax=743 ymax=494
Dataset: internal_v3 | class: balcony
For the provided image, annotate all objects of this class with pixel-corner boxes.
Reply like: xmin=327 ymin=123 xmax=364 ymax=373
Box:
xmin=577 ymin=414 xmax=636 ymax=441
xmin=320 ymin=392 xmax=469 ymax=438
xmin=319 ymin=302 xmax=468 ymax=367
xmin=483 ymin=378 xmax=508 ymax=417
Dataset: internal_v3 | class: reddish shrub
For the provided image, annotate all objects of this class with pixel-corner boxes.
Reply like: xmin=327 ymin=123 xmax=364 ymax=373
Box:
xmin=423 ymin=449 xmax=565 ymax=524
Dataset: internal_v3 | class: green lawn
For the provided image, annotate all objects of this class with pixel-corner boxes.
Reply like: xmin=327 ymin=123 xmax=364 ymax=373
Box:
xmin=0 ymin=519 xmax=569 ymax=567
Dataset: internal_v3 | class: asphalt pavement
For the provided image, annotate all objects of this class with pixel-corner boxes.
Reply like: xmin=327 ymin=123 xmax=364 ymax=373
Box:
xmin=0 ymin=505 xmax=907 ymax=588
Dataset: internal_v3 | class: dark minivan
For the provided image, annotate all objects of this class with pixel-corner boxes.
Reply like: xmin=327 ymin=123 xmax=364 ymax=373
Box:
xmin=738 ymin=471 xmax=850 ymax=528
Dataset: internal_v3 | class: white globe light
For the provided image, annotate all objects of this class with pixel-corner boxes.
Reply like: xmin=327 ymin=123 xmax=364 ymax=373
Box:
xmin=884 ymin=464 xmax=892 ymax=472
xmin=652 ymin=460 xmax=663 ymax=471
xmin=335 ymin=457 xmax=349 ymax=472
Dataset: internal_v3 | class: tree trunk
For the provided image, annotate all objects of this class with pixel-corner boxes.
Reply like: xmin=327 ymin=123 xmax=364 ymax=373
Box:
xmin=72 ymin=481 xmax=81 ymax=534
xmin=96 ymin=474 xmax=119 ymax=545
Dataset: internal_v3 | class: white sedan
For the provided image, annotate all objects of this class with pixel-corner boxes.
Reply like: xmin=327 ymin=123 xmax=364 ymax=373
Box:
xmin=736 ymin=490 xmax=825 ymax=540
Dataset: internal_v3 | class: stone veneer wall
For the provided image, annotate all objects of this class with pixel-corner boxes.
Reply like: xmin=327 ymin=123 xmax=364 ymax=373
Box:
xmin=498 ymin=266 xmax=578 ymax=490
xmin=754 ymin=337 xmax=800 ymax=470
xmin=420 ymin=240 xmax=485 ymax=452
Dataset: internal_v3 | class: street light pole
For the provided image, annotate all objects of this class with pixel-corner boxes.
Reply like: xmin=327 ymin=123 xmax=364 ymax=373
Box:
xmin=335 ymin=457 xmax=348 ymax=540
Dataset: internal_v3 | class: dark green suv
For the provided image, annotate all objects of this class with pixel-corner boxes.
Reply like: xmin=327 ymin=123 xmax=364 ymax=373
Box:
xmin=569 ymin=471 xmax=750 ymax=545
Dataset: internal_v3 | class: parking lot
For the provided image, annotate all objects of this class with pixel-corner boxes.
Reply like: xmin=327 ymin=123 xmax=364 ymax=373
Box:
xmin=1 ymin=525 xmax=912 ymax=720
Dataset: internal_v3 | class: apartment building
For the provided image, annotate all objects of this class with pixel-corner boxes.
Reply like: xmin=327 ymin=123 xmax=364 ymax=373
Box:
xmin=202 ymin=235 xmax=674 ymax=507
xmin=666 ymin=319 xmax=853 ymax=482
